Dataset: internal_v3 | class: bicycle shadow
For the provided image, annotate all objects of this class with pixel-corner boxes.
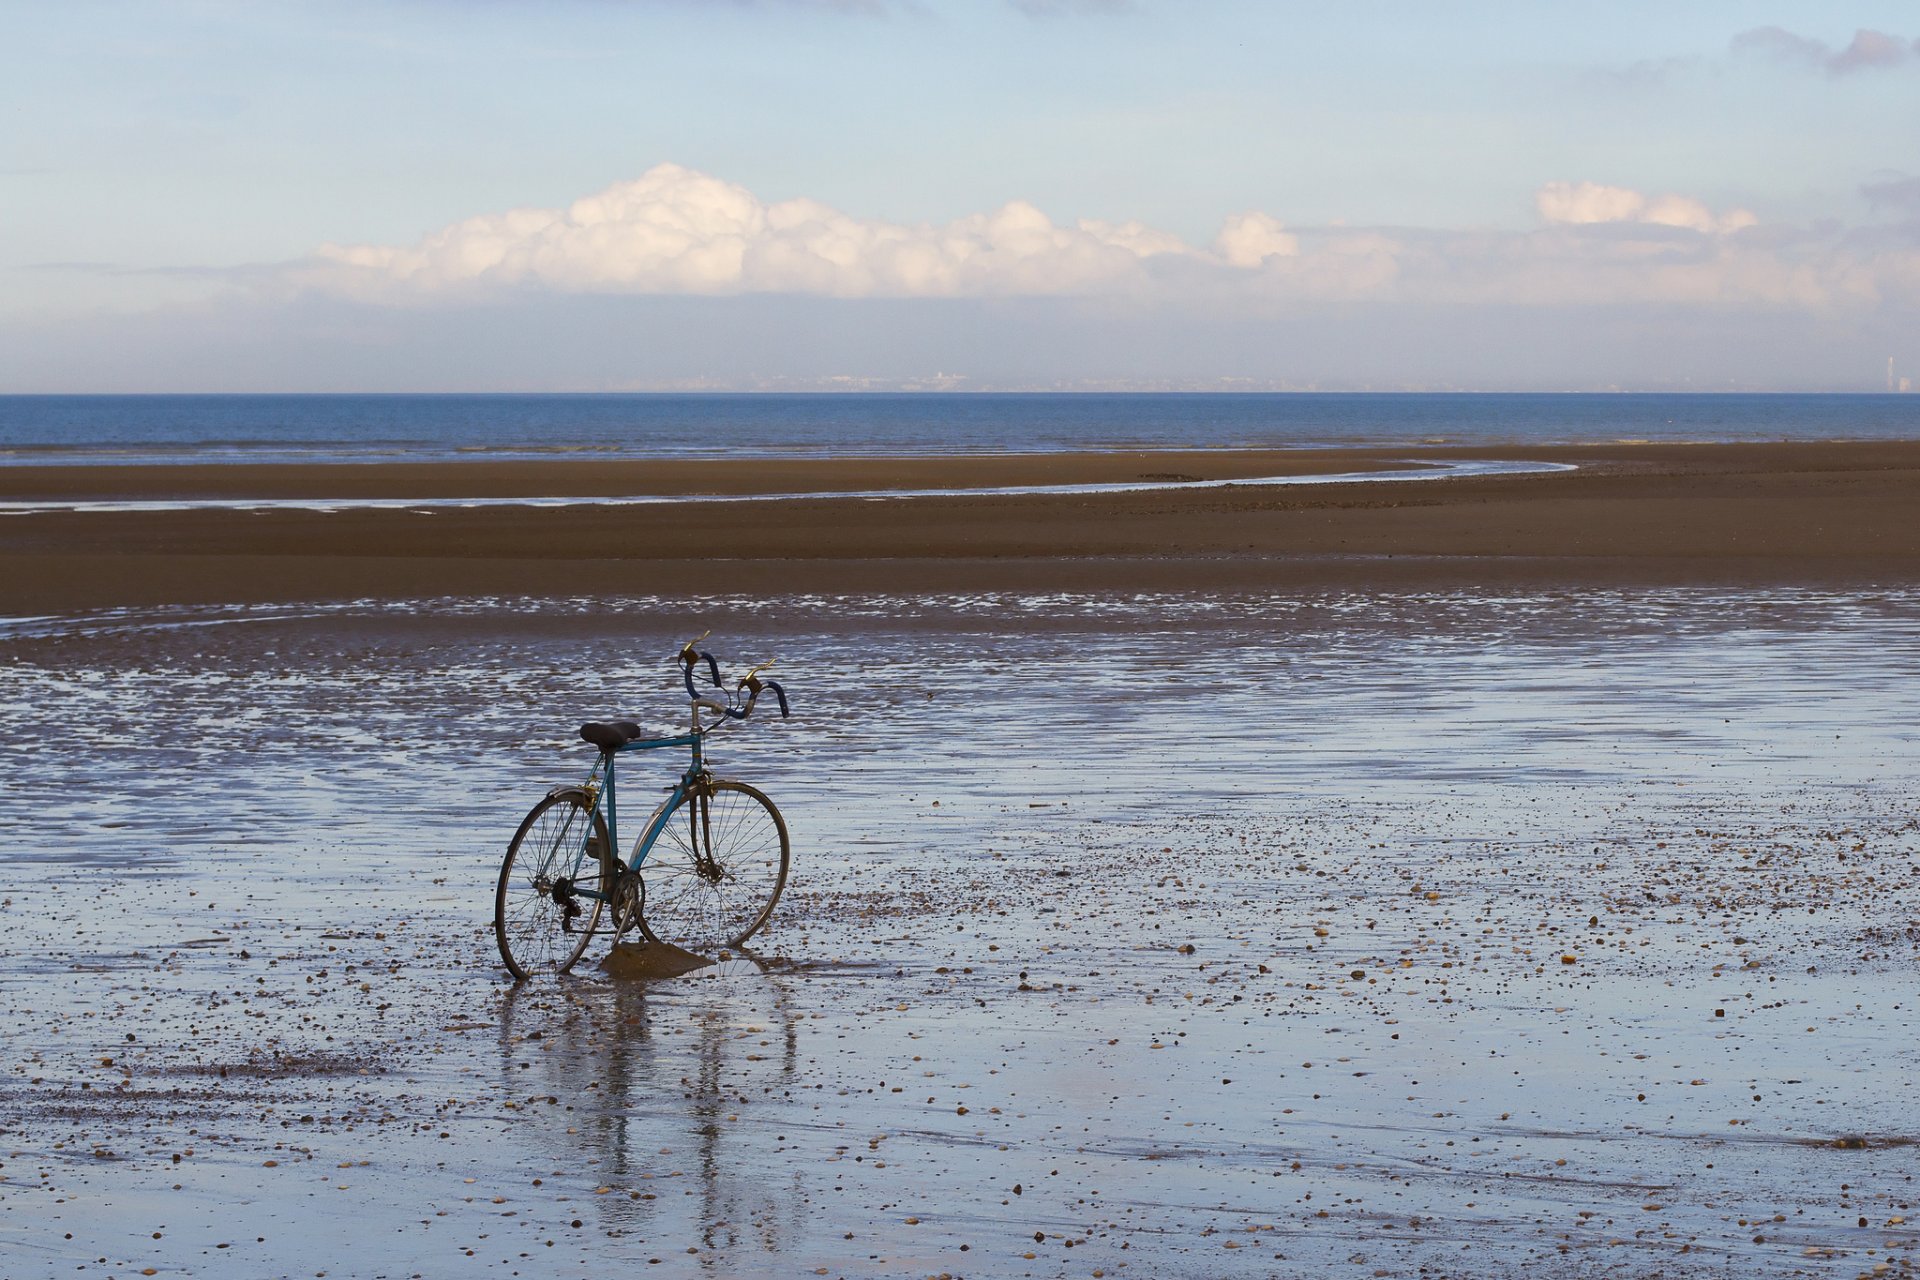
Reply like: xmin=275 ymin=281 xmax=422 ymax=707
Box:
xmin=598 ymin=938 xmax=713 ymax=981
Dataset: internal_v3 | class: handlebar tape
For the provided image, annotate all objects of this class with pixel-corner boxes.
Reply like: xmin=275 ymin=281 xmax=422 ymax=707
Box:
xmin=681 ymin=651 xmax=723 ymax=697
xmin=680 ymin=650 xmax=787 ymax=719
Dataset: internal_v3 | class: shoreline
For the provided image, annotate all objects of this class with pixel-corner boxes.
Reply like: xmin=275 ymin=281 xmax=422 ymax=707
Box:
xmin=0 ymin=446 xmax=1501 ymax=500
xmin=0 ymin=459 xmax=1572 ymax=513
xmin=0 ymin=434 xmax=1898 ymax=468
xmin=5 ymin=440 xmax=1918 ymax=611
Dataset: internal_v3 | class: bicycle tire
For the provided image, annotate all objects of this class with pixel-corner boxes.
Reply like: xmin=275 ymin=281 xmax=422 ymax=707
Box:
xmin=633 ymin=779 xmax=789 ymax=955
xmin=494 ymin=788 xmax=610 ymax=980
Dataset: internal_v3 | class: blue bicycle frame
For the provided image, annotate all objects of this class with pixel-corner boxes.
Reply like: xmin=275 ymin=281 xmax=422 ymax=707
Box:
xmin=556 ymin=729 xmax=713 ymax=908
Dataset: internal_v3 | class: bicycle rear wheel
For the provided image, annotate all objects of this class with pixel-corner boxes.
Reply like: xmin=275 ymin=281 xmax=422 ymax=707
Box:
xmin=495 ymin=789 xmax=609 ymax=980
xmin=635 ymin=780 xmax=788 ymax=955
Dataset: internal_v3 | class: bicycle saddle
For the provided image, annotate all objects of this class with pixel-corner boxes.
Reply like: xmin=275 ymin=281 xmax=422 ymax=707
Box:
xmin=579 ymin=720 xmax=643 ymax=750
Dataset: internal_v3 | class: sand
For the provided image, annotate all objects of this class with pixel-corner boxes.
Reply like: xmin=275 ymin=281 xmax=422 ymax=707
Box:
xmin=2 ymin=441 xmax=1919 ymax=612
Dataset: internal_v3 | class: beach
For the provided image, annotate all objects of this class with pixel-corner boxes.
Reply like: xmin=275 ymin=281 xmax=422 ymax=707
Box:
xmin=2 ymin=441 xmax=1918 ymax=1278
xmin=13 ymin=0 xmax=1920 ymax=1271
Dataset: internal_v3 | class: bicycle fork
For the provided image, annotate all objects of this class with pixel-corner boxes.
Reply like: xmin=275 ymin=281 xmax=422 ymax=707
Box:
xmin=684 ymin=775 xmax=723 ymax=884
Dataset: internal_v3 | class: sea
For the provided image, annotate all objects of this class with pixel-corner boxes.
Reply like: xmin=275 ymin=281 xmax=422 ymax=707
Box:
xmin=1 ymin=392 xmax=1917 ymax=464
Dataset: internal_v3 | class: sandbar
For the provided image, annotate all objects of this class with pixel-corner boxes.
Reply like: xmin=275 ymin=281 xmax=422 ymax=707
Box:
xmin=2 ymin=441 xmax=1918 ymax=611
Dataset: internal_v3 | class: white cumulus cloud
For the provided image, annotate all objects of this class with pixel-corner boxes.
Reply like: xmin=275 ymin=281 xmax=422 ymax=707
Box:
xmin=1535 ymin=181 xmax=1757 ymax=235
xmin=303 ymin=164 xmax=1228 ymax=300
xmin=1213 ymin=212 xmax=1300 ymax=268
xmin=286 ymin=164 xmax=1920 ymax=314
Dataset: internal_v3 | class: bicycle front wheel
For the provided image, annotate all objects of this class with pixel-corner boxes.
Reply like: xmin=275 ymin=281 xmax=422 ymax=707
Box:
xmin=637 ymin=780 xmax=789 ymax=955
xmin=495 ymin=789 xmax=609 ymax=980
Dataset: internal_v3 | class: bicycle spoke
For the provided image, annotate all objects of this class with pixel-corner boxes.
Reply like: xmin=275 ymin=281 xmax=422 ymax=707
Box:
xmin=495 ymin=791 xmax=606 ymax=979
xmin=638 ymin=781 xmax=787 ymax=955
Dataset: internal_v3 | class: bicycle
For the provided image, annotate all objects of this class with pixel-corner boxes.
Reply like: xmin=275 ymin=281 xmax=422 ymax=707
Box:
xmin=493 ymin=636 xmax=792 ymax=981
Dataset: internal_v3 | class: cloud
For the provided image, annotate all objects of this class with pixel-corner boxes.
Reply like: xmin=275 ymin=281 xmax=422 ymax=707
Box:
xmin=1731 ymin=26 xmax=1919 ymax=75
xmin=1862 ymin=174 xmax=1920 ymax=217
xmin=1591 ymin=55 xmax=1699 ymax=89
xmin=1213 ymin=212 xmax=1299 ymax=268
xmin=1007 ymin=0 xmax=1134 ymax=15
xmin=659 ymin=0 xmax=905 ymax=13
xmin=1535 ymin=181 xmax=1757 ymax=235
xmin=1830 ymin=28 xmax=1917 ymax=73
xmin=303 ymin=163 xmax=1222 ymax=300
xmin=617 ymin=0 xmax=1132 ymax=13
xmin=285 ymin=164 xmax=1920 ymax=315
xmin=1732 ymin=25 xmax=1834 ymax=66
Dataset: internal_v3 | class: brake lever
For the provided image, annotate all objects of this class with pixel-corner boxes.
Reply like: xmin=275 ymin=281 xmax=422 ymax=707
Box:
xmin=677 ymin=629 xmax=711 ymax=668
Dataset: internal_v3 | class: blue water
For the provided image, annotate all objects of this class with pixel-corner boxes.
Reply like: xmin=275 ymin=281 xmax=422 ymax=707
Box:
xmin=1 ymin=392 xmax=1916 ymax=464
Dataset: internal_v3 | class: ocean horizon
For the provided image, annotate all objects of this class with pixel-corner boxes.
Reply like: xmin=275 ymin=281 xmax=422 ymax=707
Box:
xmin=3 ymin=391 xmax=1918 ymax=466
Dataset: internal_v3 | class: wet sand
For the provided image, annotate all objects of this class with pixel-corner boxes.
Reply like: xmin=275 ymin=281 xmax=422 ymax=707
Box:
xmin=2 ymin=441 xmax=1919 ymax=612
xmin=3 ymin=442 xmax=1919 ymax=1276
xmin=2 ymin=595 xmax=1917 ymax=1278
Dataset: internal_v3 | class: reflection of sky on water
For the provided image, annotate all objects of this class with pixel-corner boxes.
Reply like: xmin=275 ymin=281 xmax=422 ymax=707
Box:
xmin=1 ymin=588 xmax=1917 ymax=1277
xmin=0 ymin=457 xmax=1570 ymax=515
xmin=4 ymin=587 xmax=1914 ymax=855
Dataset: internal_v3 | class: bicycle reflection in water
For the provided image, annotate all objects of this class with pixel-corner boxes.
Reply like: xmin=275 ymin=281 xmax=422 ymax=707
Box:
xmin=495 ymin=953 xmax=806 ymax=1260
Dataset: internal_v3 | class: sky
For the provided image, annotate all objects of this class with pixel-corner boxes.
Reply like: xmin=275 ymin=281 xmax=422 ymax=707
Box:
xmin=2 ymin=0 xmax=1918 ymax=392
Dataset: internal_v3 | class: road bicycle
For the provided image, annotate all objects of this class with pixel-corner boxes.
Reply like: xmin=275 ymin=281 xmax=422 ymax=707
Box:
xmin=493 ymin=636 xmax=791 ymax=981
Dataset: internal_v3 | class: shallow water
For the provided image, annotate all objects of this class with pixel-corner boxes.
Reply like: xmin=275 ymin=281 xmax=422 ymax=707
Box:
xmin=1 ymin=589 xmax=1917 ymax=1278
xmin=0 ymin=458 xmax=1570 ymax=515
